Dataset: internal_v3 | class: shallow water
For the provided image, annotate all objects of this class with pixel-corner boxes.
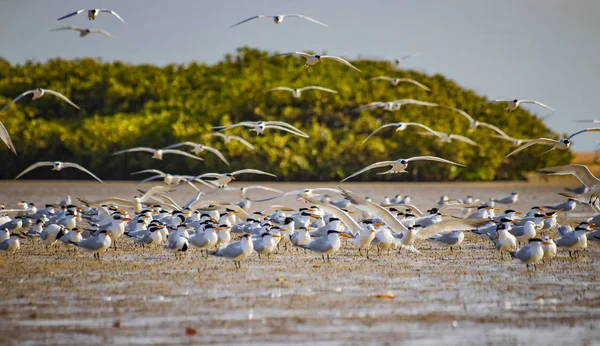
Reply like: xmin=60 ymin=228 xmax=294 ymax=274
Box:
xmin=0 ymin=181 xmax=599 ymax=345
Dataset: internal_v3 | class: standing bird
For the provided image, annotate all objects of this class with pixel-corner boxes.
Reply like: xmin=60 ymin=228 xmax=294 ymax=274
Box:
xmin=51 ymin=26 xmax=113 ymax=38
xmin=0 ymin=234 xmax=23 ymax=254
xmin=555 ymin=225 xmax=595 ymax=258
xmin=541 ymin=236 xmax=557 ymax=262
xmin=57 ymin=9 xmax=125 ymax=23
xmin=494 ymin=193 xmax=519 ymax=204
xmin=211 ymin=234 xmax=254 ymax=269
xmin=495 ymin=223 xmax=517 ymax=259
xmin=14 ymin=161 xmax=103 ymax=182
xmin=253 ymin=232 xmax=282 ymax=259
xmin=230 ymin=14 xmax=327 ymax=28
xmin=510 ymin=239 xmax=545 ymax=270
xmin=492 ymin=99 xmax=554 ymax=112
xmin=341 ymin=156 xmax=465 ymax=182
xmin=1 ymin=88 xmax=80 ymax=113
xmin=298 ymin=230 xmax=351 ymax=262
xmin=72 ymin=231 xmax=112 ymax=260
xmin=427 ymin=231 xmax=465 ymax=252
xmin=272 ymin=52 xmax=361 ymax=72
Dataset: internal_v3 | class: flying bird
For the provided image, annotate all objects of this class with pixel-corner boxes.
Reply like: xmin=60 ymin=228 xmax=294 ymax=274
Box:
xmin=418 ymin=131 xmax=480 ymax=146
xmin=538 ymin=164 xmax=600 ymax=203
xmin=341 ymin=156 xmax=466 ymax=182
xmin=354 ymin=99 xmax=438 ymax=112
xmin=113 ymin=147 xmax=204 ymax=161
xmin=368 ymin=76 xmax=430 ymax=91
xmin=57 ymin=9 xmax=125 ymax=23
xmin=213 ymin=121 xmax=309 ymax=138
xmin=51 ymin=26 xmax=113 ymax=38
xmin=163 ymin=142 xmax=229 ymax=165
xmin=14 ymin=161 xmax=103 ymax=183
xmin=504 ymin=128 xmax=600 ymax=158
xmin=272 ymin=52 xmax=361 ymax=72
xmin=264 ymin=86 xmax=338 ymax=99
xmin=492 ymin=99 xmax=554 ymax=112
xmin=230 ymin=14 xmax=327 ymax=28
xmin=204 ymin=132 xmax=255 ymax=150
xmin=361 ymin=122 xmax=442 ymax=145
xmin=0 ymin=88 xmax=79 ymax=113
xmin=192 ymin=169 xmax=277 ymax=188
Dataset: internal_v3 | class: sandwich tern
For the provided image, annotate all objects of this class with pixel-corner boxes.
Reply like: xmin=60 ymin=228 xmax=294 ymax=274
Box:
xmin=341 ymin=156 xmax=465 ymax=182
xmin=230 ymin=14 xmax=327 ymax=28
xmin=57 ymin=9 xmax=125 ymax=23
xmin=1 ymin=88 xmax=80 ymax=113
xmin=272 ymin=52 xmax=361 ymax=72
xmin=14 ymin=161 xmax=103 ymax=182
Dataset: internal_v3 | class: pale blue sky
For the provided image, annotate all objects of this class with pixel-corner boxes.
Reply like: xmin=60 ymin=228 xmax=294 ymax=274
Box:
xmin=1 ymin=0 xmax=599 ymax=150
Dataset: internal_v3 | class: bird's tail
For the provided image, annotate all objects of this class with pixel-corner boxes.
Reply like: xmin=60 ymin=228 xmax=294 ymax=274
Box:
xmin=509 ymin=251 xmax=517 ymax=259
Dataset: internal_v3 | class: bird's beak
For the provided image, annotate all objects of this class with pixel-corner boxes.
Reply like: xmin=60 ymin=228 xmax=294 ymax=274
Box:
xmin=515 ymin=211 xmax=524 ymax=215
xmin=319 ymin=57 xmax=323 ymax=62
xmin=260 ymin=213 xmax=268 ymax=217
xmin=210 ymin=217 xmax=218 ymax=222
xmin=586 ymin=229 xmax=595 ymax=233
xmin=106 ymin=232 xmax=112 ymax=237
xmin=215 ymin=227 xmax=224 ymax=231
xmin=186 ymin=226 xmax=193 ymax=230
xmin=310 ymin=215 xmax=320 ymax=219
xmin=158 ymin=225 xmax=165 ymax=229
xmin=339 ymin=233 xmax=352 ymax=238
xmin=370 ymin=229 xmax=376 ymax=233
xmin=542 ymin=241 xmax=553 ymax=245
xmin=231 ymin=176 xmax=236 ymax=180
xmin=441 ymin=214 xmax=449 ymax=217
xmin=588 ymin=223 xmax=596 ymax=227
xmin=511 ymin=220 xmax=519 ymax=224
xmin=123 ymin=218 xmax=132 ymax=222
xmin=347 ymin=211 xmax=357 ymax=214
xmin=543 ymin=215 xmax=553 ymax=219
xmin=272 ymin=235 xmax=282 ymax=238
xmin=374 ymin=222 xmax=384 ymax=227
xmin=494 ymin=208 xmax=501 ymax=211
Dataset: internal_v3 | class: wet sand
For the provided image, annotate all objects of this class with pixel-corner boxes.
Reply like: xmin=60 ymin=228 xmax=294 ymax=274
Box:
xmin=0 ymin=181 xmax=599 ymax=345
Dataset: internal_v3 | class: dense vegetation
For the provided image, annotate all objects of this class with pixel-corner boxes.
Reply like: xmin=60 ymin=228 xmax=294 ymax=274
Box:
xmin=0 ymin=47 xmax=571 ymax=182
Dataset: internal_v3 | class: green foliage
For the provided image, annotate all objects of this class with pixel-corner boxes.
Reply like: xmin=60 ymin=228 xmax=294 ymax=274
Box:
xmin=0 ymin=47 xmax=572 ymax=181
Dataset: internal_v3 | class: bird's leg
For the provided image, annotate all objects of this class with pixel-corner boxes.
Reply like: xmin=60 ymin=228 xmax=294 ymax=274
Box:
xmin=366 ymin=248 xmax=369 ymax=260
xmin=113 ymin=240 xmax=117 ymax=251
xmin=321 ymin=255 xmax=326 ymax=263
xmin=534 ymin=264 xmax=537 ymax=271
xmin=450 ymin=247 xmax=453 ymax=253
xmin=359 ymin=248 xmax=362 ymax=256
xmin=327 ymin=254 xmax=330 ymax=262
xmin=258 ymin=253 xmax=261 ymax=260
xmin=377 ymin=247 xmax=381 ymax=256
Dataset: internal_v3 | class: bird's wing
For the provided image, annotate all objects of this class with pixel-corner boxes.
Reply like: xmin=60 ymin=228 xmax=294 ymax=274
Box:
xmin=232 ymin=169 xmax=277 ymax=178
xmin=51 ymin=26 xmax=82 ymax=32
xmin=265 ymin=87 xmax=295 ymax=93
xmin=243 ymin=185 xmax=284 ymax=193
xmin=163 ymin=141 xmax=197 ymax=150
xmin=272 ymin=52 xmax=312 ymax=58
xmin=99 ymin=9 xmax=125 ymax=23
xmin=339 ymin=188 xmax=408 ymax=233
xmin=504 ymin=138 xmax=557 ymax=158
xmin=130 ymin=169 xmax=166 ymax=176
xmin=519 ymin=100 xmax=555 ymax=111
xmin=247 ymin=189 xmax=304 ymax=202
xmin=369 ymin=76 xmax=392 ymax=81
xmin=477 ymin=121 xmax=511 ymax=138
xmin=305 ymin=197 xmax=361 ymax=234
xmin=395 ymin=78 xmax=430 ymax=91
xmin=61 ymin=163 xmax=103 ymax=183
xmin=42 ymin=89 xmax=80 ymax=110
xmin=405 ymin=123 xmax=444 ymax=139
xmin=321 ymin=56 xmax=361 ymax=72
xmin=89 ymin=29 xmax=113 ymax=38
xmin=113 ymin=147 xmax=155 ymax=155
xmin=0 ymin=119 xmax=16 ymax=155
xmin=538 ymin=164 xmax=600 ymax=187
xmin=340 ymin=161 xmax=396 ymax=182
xmin=406 ymin=156 xmax=466 ymax=167
xmin=183 ymin=190 xmax=204 ymax=210
xmin=263 ymin=125 xmax=310 ymax=138
xmin=56 ymin=9 xmax=85 ymax=20
xmin=203 ymin=146 xmax=230 ymax=165
xmin=361 ymin=123 xmax=400 ymax=145
xmin=415 ymin=219 xmax=490 ymax=239
xmin=228 ymin=135 xmax=255 ymax=150
xmin=0 ymin=90 xmax=35 ymax=113
xmin=14 ymin=162 xmax=55 ymax=180
xmin=492 ymin=99 xmax=509 ymax=103
xmin=87 ymin=197 xmax=133 ymax=207
xmin=442 ymin=106 xmax=474 ymax=124
xmin=567 ymin=127 xmax=600 ymax=140
xmin=138 ymin=174 xmax=164 ymax=184
xmin=449 ymin=134 xmax=480 ymax=146
xmin=394 ymin=99 xmax=438 ymax=107
xmin=161 ymin=149 xmax=204 ymax=161
xmin=230 ymin=15 xmax=268 ymax=28
xmin=212 ymin=122 xmax=256 ymax=131
xmin=264 ymin=120 xmax=307 ymax=133
xmin=140 ymin=186 xmax=174 ymax=203
xmin=299 ymin=86 xmax=338 ymax=93
xmin=284 ymin=14 xmax=328 ymax=27
xmin=205 ymin=132 xmax=226 ymax=139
